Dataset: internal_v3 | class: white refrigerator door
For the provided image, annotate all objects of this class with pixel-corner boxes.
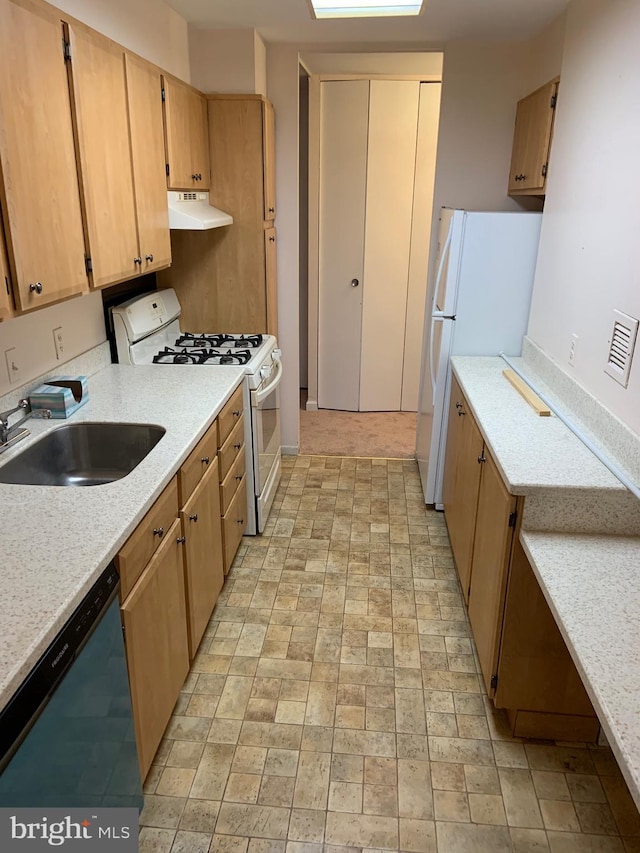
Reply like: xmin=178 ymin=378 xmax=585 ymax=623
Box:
xmin=416 ymin=208 xmax=462 ymax=502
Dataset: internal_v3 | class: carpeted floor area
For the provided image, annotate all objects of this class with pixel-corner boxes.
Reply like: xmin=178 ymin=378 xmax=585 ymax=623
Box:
xmin=300 ymin=406 xmax=418 ymax=459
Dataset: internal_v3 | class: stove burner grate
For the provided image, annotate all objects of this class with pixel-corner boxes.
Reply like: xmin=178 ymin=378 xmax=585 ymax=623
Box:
xmin=176 ymin=332 xmax=264 ymax=349
xmin=152 ymin=346 xmax=252 ymax=366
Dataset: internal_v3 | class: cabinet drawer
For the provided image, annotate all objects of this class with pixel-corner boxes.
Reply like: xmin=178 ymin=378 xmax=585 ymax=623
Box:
xmin=222 ymin=475 xmax=247 ymax=573
xmin=217 ymin=385 xmax=244 ymax=448
xmin=116 ymin=477 xmax=178 ymax=600
xmin=218 ymin=415 xmax=244 ymax=480
xmin=178 ymin=420 xmax=218 ymax=506
xmin=220 ymin=445 xmax=246 ymax=514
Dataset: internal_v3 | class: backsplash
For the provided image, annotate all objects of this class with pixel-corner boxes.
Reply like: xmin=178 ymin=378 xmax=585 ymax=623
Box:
xmin=520 ymin=336 xmax=640 ymax=488
xmin=0 ymin=342 xmax=111 ymax=413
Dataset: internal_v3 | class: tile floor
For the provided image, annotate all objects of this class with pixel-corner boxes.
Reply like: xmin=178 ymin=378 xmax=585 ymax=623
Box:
xmin=140 ymin=455 xmax=640 ymax=852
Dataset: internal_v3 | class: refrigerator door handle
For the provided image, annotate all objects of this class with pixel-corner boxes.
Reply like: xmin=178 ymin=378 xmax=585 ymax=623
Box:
xmin=429 ymin=315 xmax=442 ymax=398
xmin=431 ymin=220 xmax=454 ymax=314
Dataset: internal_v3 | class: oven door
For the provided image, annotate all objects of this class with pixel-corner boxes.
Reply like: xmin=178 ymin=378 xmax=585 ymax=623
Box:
xmin=250 ymin=356 xmax=283 ymax=528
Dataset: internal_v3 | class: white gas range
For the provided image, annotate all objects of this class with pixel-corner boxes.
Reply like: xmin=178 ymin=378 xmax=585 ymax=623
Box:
xmin=112 ymin=289 xmax=282 ymax=535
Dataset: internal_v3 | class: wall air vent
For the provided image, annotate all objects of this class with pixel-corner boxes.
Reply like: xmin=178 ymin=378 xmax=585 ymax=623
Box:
xmin=604 ymin=309 xmax=639 ymax=388
xmin=178 ymin=192 xmax=198 ymax=202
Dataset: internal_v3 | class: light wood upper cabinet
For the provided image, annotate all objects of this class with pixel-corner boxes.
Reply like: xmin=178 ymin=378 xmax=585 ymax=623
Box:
xmin=121 ymin=517 xmax=190 ymax=778
xmin=180 ymin=457 xmax=224 ymax=658
xmin=162 ymin=75 xmax=210 ymax=190
xmin=263 ymin=99 xmax=276 ymax=221
xmin=264 ymin=227 xmax=278 ymax=337
xmin=0 ymin=0 xmax=87 ymax=312
xmin=67 ymin=23 xmax=140 ymax=288
xmin=508 ymin=78 xmax=559 ymax=196
xmin=0 ymin=226 xmax=13 ymax=320
xmin=125 ymin=54 xmax=171 ymax=274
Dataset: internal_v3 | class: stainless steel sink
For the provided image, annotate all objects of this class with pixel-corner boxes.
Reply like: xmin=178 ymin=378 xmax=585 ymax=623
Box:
xmin=0 ymin=422 xmax=165 ymax=486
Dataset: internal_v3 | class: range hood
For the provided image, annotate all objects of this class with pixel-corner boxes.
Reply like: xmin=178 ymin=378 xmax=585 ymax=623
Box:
xmin=167 ymin=191 xmax=233 ymax=230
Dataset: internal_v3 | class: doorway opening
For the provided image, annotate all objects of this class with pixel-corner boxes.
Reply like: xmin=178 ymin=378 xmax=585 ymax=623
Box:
xmin=298 ymin=52 xmax=444 ymax=458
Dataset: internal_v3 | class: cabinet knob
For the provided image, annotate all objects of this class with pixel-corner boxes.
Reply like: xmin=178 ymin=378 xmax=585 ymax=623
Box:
xmin=189 ymin=513 xmax=199 ymax=522
xmin=235 ymin=475 xmax=243 ymax=481
xmin=134 ymin=257 xmax=142 ymax=265
xmin=268 ymin=207 xmax=275 ymax=213
xmin=477 ymin=453 xmax=486 ymax=464
xmin=269 ymin=236 xmax=275 ymax=242
xmin=234 ymin=443 xmax=241 ymax=450
xmin=455 ymin=402 xmax=462 ymax=409
xmin=237 ymin=518 xmax=244 ymax=525
xmin=232 ymin=410 xmax=241 ymax=417
xmin=176 ymin=536 xmax=186 ymax=544
xmin=191 ymin=174 xmax=198 ymax=181
xmin=29 ymin=282 xmax=43 ymax=294
xmin=201 ymin=456 xmax=210 ymax=464
xmin=153 ymin=527 xmax=164 ymax=537
xmin=458 ymin=410 xmax=466 ymax=417
xmin=145 ymin=253 xmax=154 ymax=263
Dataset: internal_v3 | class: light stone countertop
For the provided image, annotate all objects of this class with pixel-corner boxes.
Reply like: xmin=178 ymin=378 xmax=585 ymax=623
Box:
xmin=521 ymin=532 xmax=640 ymax=811
xmin=0 ymin=363 xmax=245 ymax=713
xmin=451 ymin=356 xmax=626 ymax=494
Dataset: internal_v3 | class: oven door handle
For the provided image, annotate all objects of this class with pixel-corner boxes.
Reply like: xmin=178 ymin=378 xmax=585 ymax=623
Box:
xmin=254 ymin=358 xmax=283 ymax=404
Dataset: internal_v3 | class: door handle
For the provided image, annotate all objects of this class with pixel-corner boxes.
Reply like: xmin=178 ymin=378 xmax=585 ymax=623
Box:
xmin=351 ymin=279 xmax=359 ymax=287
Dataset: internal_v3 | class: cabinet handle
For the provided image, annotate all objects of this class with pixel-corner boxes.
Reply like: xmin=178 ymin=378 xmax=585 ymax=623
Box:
xmin=176 ymin=536 xmax=186 ymax=544
xmin=458 ymin=410 xmax=466 ymax=417
xmin=477 ymin=453 xmax=486 ymax=464
xmin=234 ymin=443 xmax=241 ymax=450
xmin=269 ymin=236 xmax=275 ymax=242
xmin=153 ymin=527 xmax=164 ymax=537
xmin=268 ymin=207 xmax=275 ymax=213
xmin=189 ymin=513 xmax=199 ymax=522
xmin=191 ymin=174 xmax=198 ymax=181
xmin=455 ymin=402 xmax=462 ymax=409
xmin=134 ymin=257 xmax=142 ymax=265
xmin=201 ymin=456 xmax=210 ymax=464
xmin=237 ymin=518 xmax=244 ymax=525
xmin=145 ymin=253 xmax=154 ymax=263
xmin=29 ymin=282 xmax=43 ymax=294
xmin=232 ymin=410 xmax=241 ymax=417
xmin=235 ymin=475 xmax=243 ymax=481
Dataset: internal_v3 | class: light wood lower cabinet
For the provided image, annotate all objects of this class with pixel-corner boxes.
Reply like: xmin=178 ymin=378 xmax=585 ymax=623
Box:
xmin=443 ymin=376 xmax=598 ymax=741
xmin=121 ymin=516 xmax=190 ymax=778
xmin=180 ymin=457 xmax=224 ymax=658
xmin=223 ymin=476 xmax=247 ymax=573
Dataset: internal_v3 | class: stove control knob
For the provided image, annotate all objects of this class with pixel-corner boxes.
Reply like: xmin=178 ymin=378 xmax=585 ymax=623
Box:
xmin=260 ymin=365 xmax=270 ymax=379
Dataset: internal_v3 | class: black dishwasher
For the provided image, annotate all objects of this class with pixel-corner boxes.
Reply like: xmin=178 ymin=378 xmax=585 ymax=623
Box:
xmin=0 ymin=564 xmax=143 ymax=809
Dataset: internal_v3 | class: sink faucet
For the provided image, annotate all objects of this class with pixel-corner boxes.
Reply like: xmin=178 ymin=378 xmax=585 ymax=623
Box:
xmin=0 ymin=399 xmax=52 ymax=452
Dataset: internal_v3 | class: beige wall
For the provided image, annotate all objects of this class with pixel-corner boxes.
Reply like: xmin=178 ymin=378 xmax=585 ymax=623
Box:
xmin=190 ymin=28 xmax=266 ymax=93
xmin=528 ymin=0 xmax=640 ymax=432
xmin=301 ymin=51 xmax=443 ymax=76
xmin=0 ymin=0 xmax=191 ymax=398
xmin=56 ymin=0 xmax=190 ymax=80
xmin=524 ymin=11 xmax=567 ymax=93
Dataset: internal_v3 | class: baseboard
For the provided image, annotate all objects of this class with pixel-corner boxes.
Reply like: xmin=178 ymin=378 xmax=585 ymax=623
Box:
xmin=281 ymin=445 xmax=299 ymax=456
xmin=305 ymin=399 xmax=318 ymax=411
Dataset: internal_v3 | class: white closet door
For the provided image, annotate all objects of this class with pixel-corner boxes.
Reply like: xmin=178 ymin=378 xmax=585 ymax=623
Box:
xmin=359 ymin=80 xmax=420 ymax=412
xmin=401 ymin=82 xmax=442 ymax=411
xmin=318 ymin=80 xmax=369 ymax=411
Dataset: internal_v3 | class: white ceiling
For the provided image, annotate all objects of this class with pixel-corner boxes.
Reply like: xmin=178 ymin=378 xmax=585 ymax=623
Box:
xmin=165 ymin=0 xmax=569 ymax=44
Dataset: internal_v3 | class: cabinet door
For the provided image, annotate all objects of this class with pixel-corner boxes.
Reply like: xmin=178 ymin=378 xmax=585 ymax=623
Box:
xmin=222 ymin=475 xmax=247 ymax=574
xmin=449 ymin=409 xmax=484 ymax=603
xmin=121 ymin=518 xmax=189 ymax=778
xmin=163 ymin=76 xmax=209 ymax=190
xmin=180 ymin=458 xmax=224 ymax=658
xmin=189 ymin=88 xmax=210 ymax=190
xmin=467 ymin=449 xmax=517 ymax=695
xmin=263 ymin=100 xmax=276 ymax=221
xmin=125 ymin=54 xmax=171 ymax=274
xmin=0 ymin=226 xmax=13 ymax=320
xmin=0 ymin=0 xmax=87 ymax=311
xmin=508 ymin=79 xmax=558 ymax=195
xmin=68 ymin=24 xmax=139 ymax=288
xmin=265 ymin=226 xmax=278 ymax=337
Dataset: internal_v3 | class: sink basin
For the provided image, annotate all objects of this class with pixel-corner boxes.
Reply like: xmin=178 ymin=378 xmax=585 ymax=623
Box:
xmin=0 ymin=422 xmax=165 ymax=486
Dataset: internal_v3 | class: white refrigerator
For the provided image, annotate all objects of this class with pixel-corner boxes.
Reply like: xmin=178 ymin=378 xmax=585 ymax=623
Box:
xmin=416 ymin=207 xmax=542 ymax=508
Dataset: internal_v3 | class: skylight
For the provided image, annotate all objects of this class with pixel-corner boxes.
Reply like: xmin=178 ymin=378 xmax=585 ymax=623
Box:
xmin=309 ymin=0 xmax=425 ymax=19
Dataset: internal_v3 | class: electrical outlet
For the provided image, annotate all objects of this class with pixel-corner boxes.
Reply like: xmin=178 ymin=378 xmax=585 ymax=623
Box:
xmin=4 ymin=347 xmax=21 ymax=385
xmin=53 ymin=326 xmax=64 ymax=360
xmin=569 ymin=333 xmax=578 ymax=367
